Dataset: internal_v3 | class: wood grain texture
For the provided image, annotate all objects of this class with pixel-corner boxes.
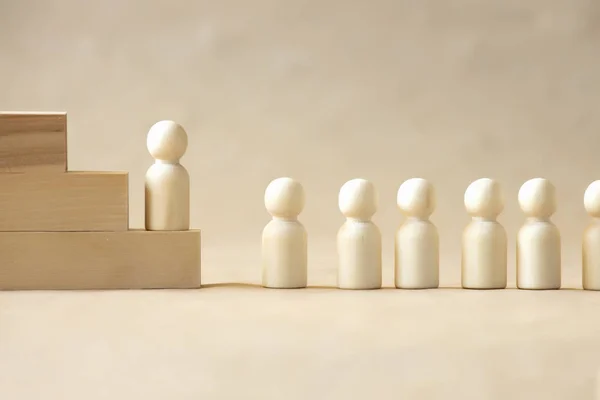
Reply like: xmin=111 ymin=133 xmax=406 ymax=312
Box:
xmin=0 ymin=112 xmax=67 ymax=173
xmin=0 ymin=171 xmax=129 ymax=231
xmin=0 ymin=230 xmax=201 ymax=290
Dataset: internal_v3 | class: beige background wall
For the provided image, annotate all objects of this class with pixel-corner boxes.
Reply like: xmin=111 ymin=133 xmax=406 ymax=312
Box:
xmin=1 ymin=1 xmax=600 ymax=399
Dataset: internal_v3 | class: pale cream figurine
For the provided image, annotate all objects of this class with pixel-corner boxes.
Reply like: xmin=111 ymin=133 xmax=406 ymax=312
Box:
xmin=337 ymin=178 xmax=382 ymax=290
xmin=583 ymin=180 xmax=600 ymax=290
xmin=462 ymin=178 xmax=507 ymax=289
xmin=261 ymin=177 xmax=307 ymax=289
xmin=395 ymin=178 xmax=439 ymax=289
xmin=516 ymin=178 xmax=561 ymax=290
xmin=145 ymin=120 xmax=190 ymax=231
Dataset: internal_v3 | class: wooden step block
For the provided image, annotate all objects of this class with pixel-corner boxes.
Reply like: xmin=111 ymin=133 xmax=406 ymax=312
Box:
xmin=0 ymin=230 xmax=201 ymax=290
xmin=0 ymin=112 xmax=68 ymax=173
xmin=0 ymin=171 xmax=128 ymax=231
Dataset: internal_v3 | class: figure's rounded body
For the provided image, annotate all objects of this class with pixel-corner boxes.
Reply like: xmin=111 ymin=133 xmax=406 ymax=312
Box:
xmin=583 ymin=222 xmax=600 ymax=290
xmin=262 ymin=219 xmax=307 ymax=288
xmin=462 ymin=220 xmax=507 ymax=289
xmin=145 ymin=163 xmax=190 ymax=231
xmin=338 ymin=220 xmax=382 ymax=289
xmin=395 ymin=219 xmax=438 ymax=289
xmin=517 ymin=220 xmax=561 ymax=289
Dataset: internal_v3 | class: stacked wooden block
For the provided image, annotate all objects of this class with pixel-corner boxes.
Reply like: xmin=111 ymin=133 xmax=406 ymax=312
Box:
xmin=0 ymin=112 xmax=201 ymax=290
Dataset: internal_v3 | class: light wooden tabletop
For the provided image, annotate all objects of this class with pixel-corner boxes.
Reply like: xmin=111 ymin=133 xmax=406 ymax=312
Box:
xmin=0 ymin=243 xmax=598 ymax=400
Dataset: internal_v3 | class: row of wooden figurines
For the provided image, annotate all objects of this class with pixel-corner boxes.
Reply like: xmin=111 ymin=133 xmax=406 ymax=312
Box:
xmin=143 ymin=121 xmax=600 ymax=290
xmin=261 ymin=176 xmax=600 ymax=291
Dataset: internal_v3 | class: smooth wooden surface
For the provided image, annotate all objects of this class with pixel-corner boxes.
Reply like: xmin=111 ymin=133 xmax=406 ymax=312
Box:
xmin=0 ymin=230 xmax=201 ymax=290
xmin=0 ymin=111 xmax=67 ymax=173
xmin=0 ymin=242 xmax=598 ymax=400
xmin=0 ymin=171 xmax=129 ymax=232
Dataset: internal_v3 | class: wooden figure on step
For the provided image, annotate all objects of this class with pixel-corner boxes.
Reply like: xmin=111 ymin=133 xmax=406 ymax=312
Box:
xmin=145 ymin=120 xmax=190 ymax=231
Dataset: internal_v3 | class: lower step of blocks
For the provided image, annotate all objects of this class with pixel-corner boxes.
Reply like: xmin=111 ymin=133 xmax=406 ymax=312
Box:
xmin=0 ymin=230 xmax=201 ymax=290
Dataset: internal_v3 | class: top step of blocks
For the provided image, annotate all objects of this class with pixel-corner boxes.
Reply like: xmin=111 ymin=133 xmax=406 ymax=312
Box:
xmin=0 ymin=112 xmax=67 ymax=173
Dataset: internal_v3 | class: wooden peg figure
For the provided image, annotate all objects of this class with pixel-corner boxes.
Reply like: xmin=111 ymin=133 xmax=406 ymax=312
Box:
xmin=145 ymin=120 xmax=190 ymax=231
xmin=261 ymin=177 xmax=307 ymax=289
xmin=596 ymin=369 xmax=600 ymax=400
xmin=337 ymin=178 xmax=382 ymax=290
xmin=461 ymin=178 xmax=507 ymax=289
xmin=583 ymin=180 xmax=600 ymax=290
xmin=395 ymin=178 xmax=439 ymax=289
xmin=516 ymin=178 xmax=561 ymax=290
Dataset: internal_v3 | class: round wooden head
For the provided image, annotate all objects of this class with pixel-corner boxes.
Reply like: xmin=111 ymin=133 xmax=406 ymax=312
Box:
xmin=518 ymin=178 xmax=556 ymax=218
xmin=147 ymin=120 xmax=188 ymax=163
xmin=339 ymin=178 xmax=378 ymax=221
xmin=397 ymin=178 xmax=435 ymax=219
xmin=584 ymin=180 xmax=600 ymax=218
xmin=464 ymin=178 xmax=503 ymax=219
xmin=264 ymin=177 xmax=305 ymax=219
